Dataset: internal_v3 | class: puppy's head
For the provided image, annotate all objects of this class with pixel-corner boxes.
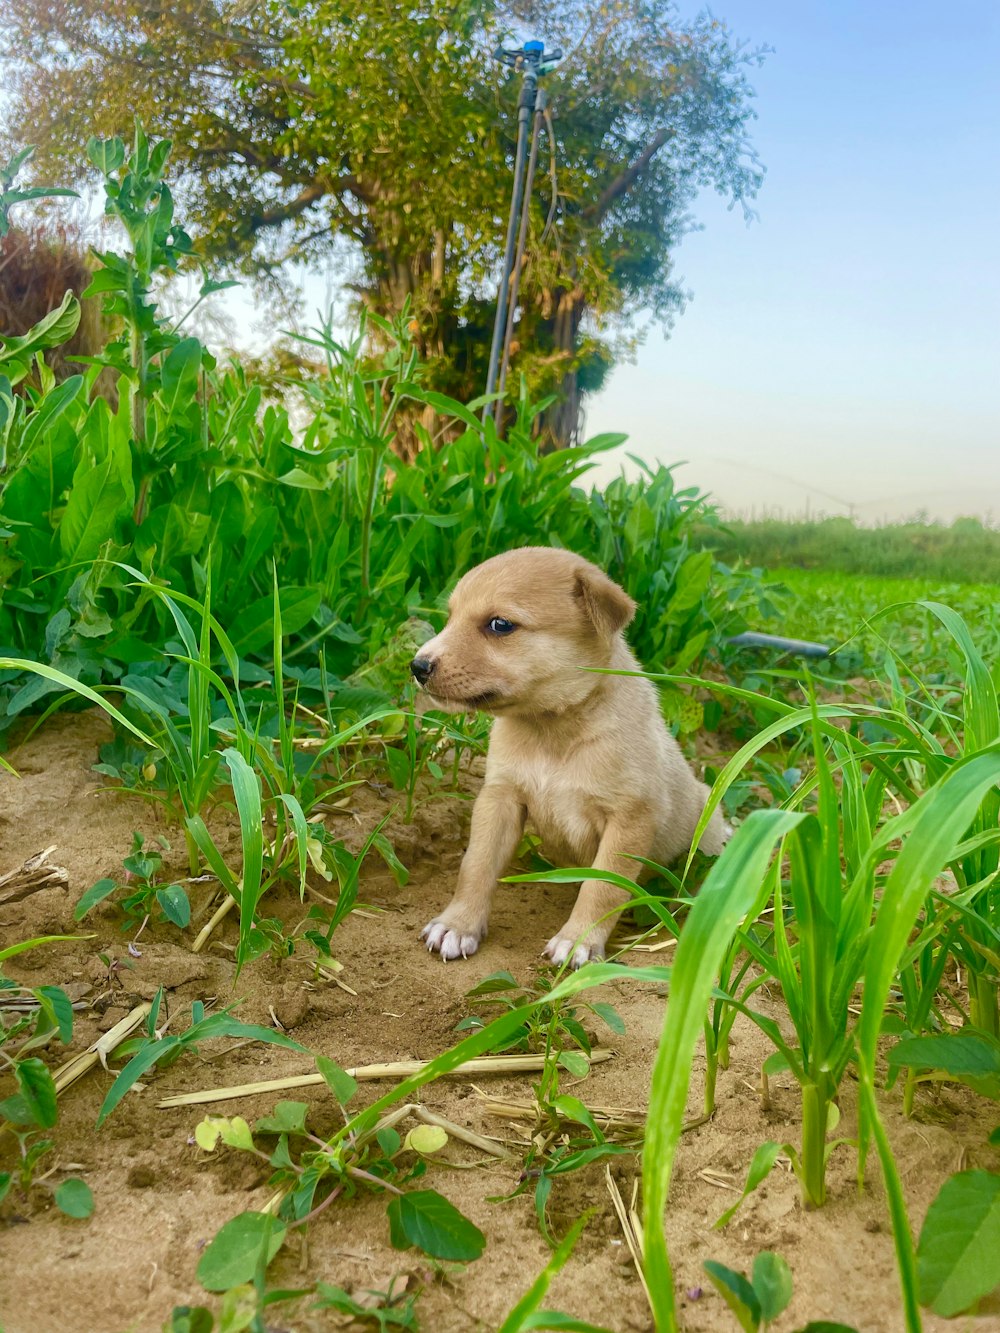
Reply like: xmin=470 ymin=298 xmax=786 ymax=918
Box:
xmin=410 ymin=547 xmax=635 ymax=716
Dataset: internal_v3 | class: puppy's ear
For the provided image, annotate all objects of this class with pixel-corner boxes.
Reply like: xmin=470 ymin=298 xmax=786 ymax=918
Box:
xmin=574 ymin=566 xmax=636 ymax=638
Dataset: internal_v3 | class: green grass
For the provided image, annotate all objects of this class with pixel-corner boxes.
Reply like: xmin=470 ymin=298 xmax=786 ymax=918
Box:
xmin=743 ymin=567 xmax=1000 ymax=681
xmin=704 ymin=516 xmax=1000 ymax=584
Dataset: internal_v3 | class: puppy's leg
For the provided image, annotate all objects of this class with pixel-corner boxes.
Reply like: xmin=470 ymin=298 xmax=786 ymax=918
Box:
xmin=544 ymin=811 xmax=653 ymax=969
xmin=422 ymin=784 xmax=526 ymax=961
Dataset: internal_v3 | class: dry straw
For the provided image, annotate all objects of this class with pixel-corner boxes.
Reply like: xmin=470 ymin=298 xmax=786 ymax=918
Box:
xmin=156 ymin=1049 xmax=613 ymax=1109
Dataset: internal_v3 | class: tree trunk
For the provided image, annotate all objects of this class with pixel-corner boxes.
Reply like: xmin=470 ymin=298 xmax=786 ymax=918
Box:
xmin=540 ymin=284 xmax=585 ymax=452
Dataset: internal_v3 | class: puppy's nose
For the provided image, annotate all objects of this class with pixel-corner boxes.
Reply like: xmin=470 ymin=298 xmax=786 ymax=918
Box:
xmin=410 ymin=656 xmax=435 ymax=685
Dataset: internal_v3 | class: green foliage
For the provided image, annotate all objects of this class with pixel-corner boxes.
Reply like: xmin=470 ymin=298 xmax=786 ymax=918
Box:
xmin=456 ymin=969 xmax=623 ymax=1057
xmin=198 ymin=1082 xmax=487 ymax=1272
xmin=703 ymin=1251 xmax=793 ymax=1331
xmin=6 ymin=126 xmax=1000 ymax=1333
xmin=54 ymin=1177 xmax=95 ymax=1218
xmin=387 ymin=1189 xmax=485 ymax=1262
xmin=0 ymin=132 xmax=758 ymax=752
xmin=0 ymin=941 xmax=80 ymax=1205
xmin=196 ymin=1212 xmax=286 ymax=1293
xmin=313 ymin=1280 xmax=419 ymax=1330
xmin=75 ymin=831 xmax=188 ymax=931
xmin=96 ymin=994 xmax=306 ymax=1128
xmin=917 ymin=1170 xmax=1000 ymax=1316
xmin=0 ymin=145 xmax=77 ymax=240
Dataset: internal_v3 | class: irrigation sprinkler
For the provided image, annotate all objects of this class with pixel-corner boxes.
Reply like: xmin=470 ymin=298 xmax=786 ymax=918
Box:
xmin=483 ymin=39 xmax=561 ymax=429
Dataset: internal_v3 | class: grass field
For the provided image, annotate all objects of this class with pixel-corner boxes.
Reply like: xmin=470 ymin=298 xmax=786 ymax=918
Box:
xmin=769 ymin=566 xmax=999 ymax=666
xmin=705 ymin=516 xmax=1000 ymax=584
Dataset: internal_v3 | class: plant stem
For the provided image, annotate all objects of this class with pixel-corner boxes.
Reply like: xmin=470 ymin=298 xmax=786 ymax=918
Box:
xmin=800 ymin=1079 xmax=829 ymax=1209
xmin=969 ymin=972 xmax=999 ymax=1037
xmin=858 ymin=1074 xmax=923 ymax=1332
xmin=184 ymin=826 xmax=200 ymax=878
xmin=902 ymin=1068 xmax=916 ymax=1119
xmin=703 ymin=1020 xmax=718 ymax=1118
xmin=358 ymin=444 xmax=382 ymax=610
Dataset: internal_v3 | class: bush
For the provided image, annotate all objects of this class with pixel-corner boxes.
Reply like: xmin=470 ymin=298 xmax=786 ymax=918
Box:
xmin=0 ymin=128 xmax=764 ymax=736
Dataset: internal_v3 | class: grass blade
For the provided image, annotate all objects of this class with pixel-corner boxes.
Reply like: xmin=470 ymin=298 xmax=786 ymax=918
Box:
xmin=223 ymin=747 xmax=265 ymax=971
xmin=642 ymin=808 xmax=804 ymax=1331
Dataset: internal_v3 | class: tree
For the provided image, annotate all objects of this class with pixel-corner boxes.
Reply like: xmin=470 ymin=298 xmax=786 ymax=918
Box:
xmin=1 ymin=0 xmax=765 ymax=446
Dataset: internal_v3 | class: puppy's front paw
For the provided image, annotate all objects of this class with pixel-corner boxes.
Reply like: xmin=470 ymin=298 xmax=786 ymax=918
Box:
xmin=421 ymin=910 xmax=487 ymax=962
xmin=544 ymin=925 xmax=607 ymax=970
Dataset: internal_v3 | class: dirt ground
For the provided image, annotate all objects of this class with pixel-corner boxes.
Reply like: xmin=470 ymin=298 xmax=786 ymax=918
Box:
xmin=1 ymin=711 xmax=999 ymax=1333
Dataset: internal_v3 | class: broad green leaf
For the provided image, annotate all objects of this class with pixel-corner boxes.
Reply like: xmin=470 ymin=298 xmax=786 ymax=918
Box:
xmin=16 ymin=1057 xmax=58 ymax=1128
xmin=404 ymin=1124 xmax=448 ymax=1155
xmin=36 ymin=985 xmax=74 ymax=1044
xmin=557 ymin=1050 xmax=591 ymax=1078
xmin=86 ymin=136 xmax=125 ymax=174
xmin=159 ymin=337 xmax=203 ymax=416
xmin=254 ymin=1102 xmax=310 ymax=1136
xmin=59 ymin=448 xmax=129 ymax=565
xmin=315 ymin=1055 xmax=358 ymax=1106
xmin=195 ymin=1119 xmax=224 ymax=1152
xmin=386 ymin=1188 xmax=486 ymax=1261
xmin=752 ymin=1251 xmax=793 ymax=1322
xmin=74 ymin=878 xmax=118 ymax=920
xmin=376 ymin=1127 xmax=402 ymax=1157
xmin=888 ymin=1032 xmax=1000 ymax=1080
xmin=589 ymin=1001 xmax=626 ymax=1035
xmin=219 ymin=1117 xmax=255 ymax=1151
xmin=231 ymin=587 xmax=321 ymax=656
xmin=703 ymin=1260 xmax=761 ymax=1332
xmin=917 ymin=1170 xmax=1000 ymax=1316
xmin=465 ymin=970 xmax=520 ymax=996
xmin=196 ymin=1211 xmax=286 ymax=1292
xmin=156 ymin=884 xmax=191 ymax=929
xmin=0 ymin=290 xmax=81 ymax=378
xmin=54 ymin=1178 xmax=94 ymax=1218
xmin=551 ymin=1095 xmax=604 ymax=1141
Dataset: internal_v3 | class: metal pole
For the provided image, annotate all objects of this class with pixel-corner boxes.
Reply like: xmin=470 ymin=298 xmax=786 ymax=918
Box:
xmin=495 ymin=84 xmax=546 ymax=425
xmin=482 ymin=40 xmax=561 ymax=430
xmin=482 ymin=73 xmax=535 ymax=421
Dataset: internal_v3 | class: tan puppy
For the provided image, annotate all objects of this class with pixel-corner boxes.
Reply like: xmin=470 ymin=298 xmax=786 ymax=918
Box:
xmin=410 ymin=547 xmax=729 ymax=967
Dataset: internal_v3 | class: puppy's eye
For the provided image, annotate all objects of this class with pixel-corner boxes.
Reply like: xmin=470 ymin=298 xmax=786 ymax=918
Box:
xmin=487 ymin=617 xmax=517 ymax=636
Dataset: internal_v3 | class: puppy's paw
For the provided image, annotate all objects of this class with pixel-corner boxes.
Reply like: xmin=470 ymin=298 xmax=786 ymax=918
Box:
xmin=421 ymin=912 xmax=486 ymax=962
xmin=544 ymin=926 xmax=606 ymax=970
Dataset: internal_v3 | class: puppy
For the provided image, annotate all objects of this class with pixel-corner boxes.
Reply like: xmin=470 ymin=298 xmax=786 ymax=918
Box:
xmin=410 ymin=547 xmax=728 ymax=967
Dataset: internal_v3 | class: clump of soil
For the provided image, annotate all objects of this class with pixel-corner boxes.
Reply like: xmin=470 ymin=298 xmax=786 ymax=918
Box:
xmin=0 ymin=712 xmax=997 ymax=1333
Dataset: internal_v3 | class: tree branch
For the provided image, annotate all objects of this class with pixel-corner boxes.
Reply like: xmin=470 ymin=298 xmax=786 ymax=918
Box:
xmin=583 ymin=127 xmax=672 ymax=222
xmin=250 ymin=175 xmax=366 ymax=231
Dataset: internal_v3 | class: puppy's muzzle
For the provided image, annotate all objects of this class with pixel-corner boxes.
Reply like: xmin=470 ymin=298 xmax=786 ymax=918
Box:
xmin=410 ymin=656 xmax=436 ymax=686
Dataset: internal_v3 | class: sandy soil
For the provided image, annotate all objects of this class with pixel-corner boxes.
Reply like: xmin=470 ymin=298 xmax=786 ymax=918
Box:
xmin=1 ymin=711 xmax=998 ymax=1333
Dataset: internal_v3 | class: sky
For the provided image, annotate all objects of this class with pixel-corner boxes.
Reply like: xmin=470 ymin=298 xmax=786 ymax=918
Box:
xmin=581 ymin=0 xmax=1000 ymax=521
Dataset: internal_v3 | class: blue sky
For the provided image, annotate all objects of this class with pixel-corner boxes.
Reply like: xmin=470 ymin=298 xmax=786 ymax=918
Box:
xmin=585 ymin=0 xmax=1000 ymax=521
